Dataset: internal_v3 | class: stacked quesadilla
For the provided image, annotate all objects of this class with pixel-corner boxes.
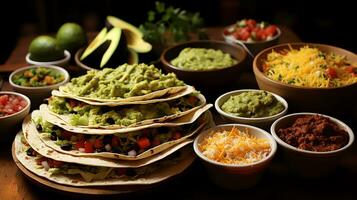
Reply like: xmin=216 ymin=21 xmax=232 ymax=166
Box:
xmin=14 ymin=63 xmax=213 ymax=187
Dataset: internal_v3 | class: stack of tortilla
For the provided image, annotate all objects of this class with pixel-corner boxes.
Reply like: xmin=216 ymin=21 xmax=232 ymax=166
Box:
xmin=14 ymin=63 xmax=213 ymax=187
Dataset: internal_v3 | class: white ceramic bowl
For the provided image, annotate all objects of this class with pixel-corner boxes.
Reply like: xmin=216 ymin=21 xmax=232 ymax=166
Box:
xmin=9 ymin=65 xmax=70 ymax=107
xmin=26 ymin=50 xmax=71 ymax=67
xmin=271 ymin=112 xmax=355 ymax=178
xmin=215 ymin=89 xmax=288 ymax=128
xmin=194 ymin=124 xmax=277 ymax=190
xmin=0 ymin=91 xmax=31 ymax=142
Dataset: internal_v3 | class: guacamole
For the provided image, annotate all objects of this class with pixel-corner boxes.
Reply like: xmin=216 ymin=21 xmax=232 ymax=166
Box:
xmin=170 ymin=48 xmax=238 ymax=70
xmin=60 ymin=63 xmax=184 ymax=99
xmin=221 ymin=91 xmax=284 ymax=118
xmin=48 ymin=95 xmax=200 ymax=126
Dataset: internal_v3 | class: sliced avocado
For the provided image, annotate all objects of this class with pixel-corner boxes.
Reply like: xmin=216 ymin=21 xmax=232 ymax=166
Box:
xmin=106 ymin=16 xmax=152 ymax=53
xmin=100 ymin=27 xmax=123 ymax=68
xmin=80 ymin=28 xmax=107 ymax=60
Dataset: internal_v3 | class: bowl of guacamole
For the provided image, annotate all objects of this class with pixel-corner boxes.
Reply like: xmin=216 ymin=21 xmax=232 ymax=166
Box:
xmin=160 ymin=40 xmax=247 ymax=88
xmin=215 ymin=89 xmax=288 ymax=128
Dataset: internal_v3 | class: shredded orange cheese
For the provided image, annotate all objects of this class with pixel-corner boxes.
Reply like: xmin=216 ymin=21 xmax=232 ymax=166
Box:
xmin=199 ymin=127 xmax=271 ymax=165
xmin=263 ymin=46 xmax=357 ymax=87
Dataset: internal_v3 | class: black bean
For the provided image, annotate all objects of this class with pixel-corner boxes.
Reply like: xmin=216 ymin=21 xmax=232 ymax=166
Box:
xmin=26 ymin=148 xmax=36 ymax=157
xmin=50 ymin=132 xmax=57 ymax=141
xmin=106 ymin=118 xmax=115 ymax=125
xmin=60 ymin=143 xmax=72 ymax=151
xmin=36 ymin=124 xmax=42 ymax=132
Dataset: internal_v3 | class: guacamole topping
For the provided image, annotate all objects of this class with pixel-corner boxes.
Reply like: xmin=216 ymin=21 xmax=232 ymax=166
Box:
xmin=60 ymin=63 xmax=184 ymax=99
xmin=48 ymin=95 xmax=200 ymax=126
xmin=170 ymin=48 xmax=238 ymax=70
xmin=221 ymin=91 xmax=284 ymax=118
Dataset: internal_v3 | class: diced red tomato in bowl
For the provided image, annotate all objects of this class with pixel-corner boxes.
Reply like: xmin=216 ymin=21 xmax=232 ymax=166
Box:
xmin=0 ymin=94 xmax=28 ymax=117
xmin=223 ymin=19 xmax=279 ymax=42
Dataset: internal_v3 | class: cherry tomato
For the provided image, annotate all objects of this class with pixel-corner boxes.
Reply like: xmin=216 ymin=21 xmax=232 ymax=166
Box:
xmin=264 ymin=25 xmax=278 ymax=37
xmin=137 ymin=137 xmax=151 ymax=149
xmin=256 ymin=29 xmax=267 ymax=41
xmin=326 ymin=67 xmax=337 ymax=79
xmin=84 ymin=141 xmax=94 ymax=153
xmin=246 ymin=19 xmax=257 ymax=28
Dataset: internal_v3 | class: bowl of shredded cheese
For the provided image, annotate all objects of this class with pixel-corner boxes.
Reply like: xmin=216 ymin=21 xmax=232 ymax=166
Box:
xmin=253 ymin=43 xmax=357 ymax=114
xmin=193 ymin=124 xmax=277 ymax=190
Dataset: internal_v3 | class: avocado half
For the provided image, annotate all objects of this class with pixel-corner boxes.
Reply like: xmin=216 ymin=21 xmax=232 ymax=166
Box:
xmin=80 ymin=27 xmax=130 ymax=68
xmin=106 ymin=16 xmax=152 ymax=53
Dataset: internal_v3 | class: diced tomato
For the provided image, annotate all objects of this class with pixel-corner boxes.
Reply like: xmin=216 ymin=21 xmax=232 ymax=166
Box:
xmin=187 ymin=96 xmax=198 ymax=105
xmin=68 ymin=100 xmax=78 ymax=108
xmin=246 ymin=19 xmax=257 ymax=28
xmin=84 ymin=141 xmax=94 ymax=153
xmin=94 ymin=139 xmax=104 ymax=149
xmin=256 ymin=29 xmax=267 ymax=41
xmin=111 ymin=136 xmax=120 ymax=147
xmin=264 ymin=25 xmax=278 ymax=37
xmin=326 ymin=67 xmax=337 ymax=79
xmin=51 ymin=160 xmax=64 ymax=168
xmin=172 ymin=132 xmax=182 ymax=140
xmin=36 ymin=157 xmax=46 ymax=165
xmin=137 ymin=137 xmax=151 ymax=149
xmin=0 ymin=95 xmax=9 ymax=106
xmin=75 ymin=140 xmax=85 ymax=149
xmin=61 ymin=130 xmax=73 ymax=140
xmin=238 ymin=27 xmax=251 ymax=41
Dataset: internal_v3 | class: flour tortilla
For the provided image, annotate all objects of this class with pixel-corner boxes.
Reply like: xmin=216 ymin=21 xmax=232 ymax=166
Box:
xmin=59 ymin=85 xmax=188 ymax=103
xmin=39 ymin=104 xmax=212 ymax=134
xmin=52 ymin=86 xmax=196 ymax=106
xmin=46 ymin=93 xmax=207 ymax=129
xmin=26 ymin=113 xmax=207 ymax=160
xmin=21 ymin=116 xmax=194 ymax=168
xmin=42 ymin=101 xmax=212 ymax=132
xmin=15 ymin=131 xmax=195 ymax=186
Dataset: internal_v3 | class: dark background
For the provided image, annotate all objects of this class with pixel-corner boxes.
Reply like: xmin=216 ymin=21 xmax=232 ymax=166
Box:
xmin=1 ymin=0 xmax=355 ymax=63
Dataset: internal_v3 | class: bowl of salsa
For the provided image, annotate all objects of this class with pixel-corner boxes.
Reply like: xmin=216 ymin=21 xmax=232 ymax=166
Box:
xmin=9 ymin=65 xmax=69 ymax=107
xmin=271 ymin=113 xmax=354 ymax=178
xmin=223 ymin=19 xmax=281 ymax=55
xmin=0 ymin=91 xmax=30 ymax=142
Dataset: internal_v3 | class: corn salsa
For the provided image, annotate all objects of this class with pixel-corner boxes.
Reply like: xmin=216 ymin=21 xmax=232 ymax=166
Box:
xmin=199 ymin=127 xmax=271 ymax=165
xmin=263 ymin=46 xmax=357 ymax=87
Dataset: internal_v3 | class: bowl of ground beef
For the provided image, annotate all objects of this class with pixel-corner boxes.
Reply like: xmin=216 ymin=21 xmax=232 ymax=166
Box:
xmin=271 ymin=113 xmax=354 ymax=178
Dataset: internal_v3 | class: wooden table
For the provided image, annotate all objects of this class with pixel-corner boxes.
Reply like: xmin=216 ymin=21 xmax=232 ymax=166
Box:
xmin=1 ymin=27 xmax=357 ymax=200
